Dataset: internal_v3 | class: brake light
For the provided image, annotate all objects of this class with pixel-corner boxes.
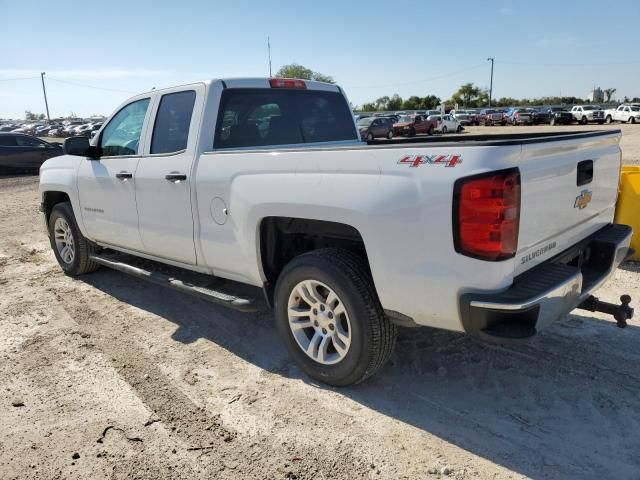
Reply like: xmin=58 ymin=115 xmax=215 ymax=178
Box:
xmin=453 ymin=168 xmax=521 ymax=261
xmin=269 ymin=78 xmax=307 ymax=89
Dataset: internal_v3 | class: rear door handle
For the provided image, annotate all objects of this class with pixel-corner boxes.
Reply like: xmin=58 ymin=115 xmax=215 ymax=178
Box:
xmin=116 ymin=171 xmax=133 ymax=180
xmin=165 ymin=173 xmax=187 ymax=182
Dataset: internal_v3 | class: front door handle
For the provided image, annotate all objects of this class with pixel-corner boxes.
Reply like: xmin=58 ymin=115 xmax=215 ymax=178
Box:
xmin=165 ymin=172 xmax=187 ymax=182
xmin=116 ymin=171 xmax=133 ymax=180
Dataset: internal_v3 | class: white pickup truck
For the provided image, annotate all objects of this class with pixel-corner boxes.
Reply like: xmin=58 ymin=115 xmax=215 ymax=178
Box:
xmin=571 ymin=105 xmax=606 ymax=125
xmin=604 ymin=104 xmax=640 ymax=124
xmin=39 ymin=78 xmax=634 ymax=386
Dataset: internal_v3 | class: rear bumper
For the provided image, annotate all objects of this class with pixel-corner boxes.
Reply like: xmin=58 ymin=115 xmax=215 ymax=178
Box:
xmin=459 ymin=224 xmax=633 ymax=340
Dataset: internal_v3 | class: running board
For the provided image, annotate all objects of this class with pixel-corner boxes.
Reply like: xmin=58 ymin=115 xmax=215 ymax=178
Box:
xmin=89 ymin=253 xmax=257 ymax=312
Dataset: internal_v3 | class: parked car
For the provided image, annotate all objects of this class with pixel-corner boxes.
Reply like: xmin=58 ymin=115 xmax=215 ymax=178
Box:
xmin=451 ymin=110 xmax=475 ymax=126
xmin=509 ymin=108 xmax=535 ymax=126
xmin=427 ymin=114 xmax=463 ymax=134
xmin=571 ymin=105 xmax=605 ymax=125
xmin=539 ymin=107 xmax=574 ymax=126
xmin=48 ymin=128 xmax=64 ymax=137
xmin=604 ymin=104 xmax=640 ymax=124
xmin=39 ymin=77 xmax=634 ymax=387
xmin=357 ymin=116 xmax=393 ymax=140
xmin=0 ymin=133 xmax=63 ymax=174
xmin=478 ymin=109 xmax=506 ymax=126
xmin=392 ymin=114 xmax=437 ymax=136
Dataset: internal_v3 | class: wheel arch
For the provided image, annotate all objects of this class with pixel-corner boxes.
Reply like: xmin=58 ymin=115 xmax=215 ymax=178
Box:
xmin=257 ymin=216 xmax=371 ymax=306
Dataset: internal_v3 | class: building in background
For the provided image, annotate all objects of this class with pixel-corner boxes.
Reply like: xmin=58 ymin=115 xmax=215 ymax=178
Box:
xmin=587 ymin=87 xmax=604 ymax=103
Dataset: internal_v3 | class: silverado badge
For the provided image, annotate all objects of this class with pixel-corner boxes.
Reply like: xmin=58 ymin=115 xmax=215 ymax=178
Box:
xmin=574 ymin=189 xmax=593 ymax=210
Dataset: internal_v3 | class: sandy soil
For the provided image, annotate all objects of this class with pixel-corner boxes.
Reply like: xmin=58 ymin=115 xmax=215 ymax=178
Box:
xmin=2 ymin=127 xmax=640 ymax=479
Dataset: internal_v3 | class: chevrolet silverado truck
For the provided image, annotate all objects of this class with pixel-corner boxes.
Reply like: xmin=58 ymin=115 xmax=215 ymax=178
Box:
xmin=39 ymin=77 xmax=634 ymax=386
xmin=604 ymin=104 xmax=640 ymax=124
xmin=571 ymin=105 xmax=606 ymax=125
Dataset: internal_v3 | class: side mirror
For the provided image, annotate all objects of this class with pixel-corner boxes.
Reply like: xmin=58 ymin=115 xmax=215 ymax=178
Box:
xmin=63 ymin=137 xmax=101 ymax=158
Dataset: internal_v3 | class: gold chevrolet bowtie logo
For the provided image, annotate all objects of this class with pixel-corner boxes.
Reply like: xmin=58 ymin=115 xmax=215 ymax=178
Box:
xmin=574 ymin=189 xmax=593 ymax=210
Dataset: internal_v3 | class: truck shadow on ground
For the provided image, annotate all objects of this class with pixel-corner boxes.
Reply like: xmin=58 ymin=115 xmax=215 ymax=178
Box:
xmin=81 ymin=270 xmax=640 ymax=480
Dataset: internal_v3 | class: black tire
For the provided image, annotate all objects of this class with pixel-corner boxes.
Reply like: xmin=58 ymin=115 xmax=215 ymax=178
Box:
xmin=629 ymin=117 xmax=636 ymax=124
xmin=48 ymin=202 xmax=100 ymax=276
xmin=550 ymin=118 xmax=556 ymax=126
xmin=581 ymin=116 xmax=588 ymax=125
xmin=456 ymin=125 xmax=463 ymax=133
xmin=366 ymin=132 xmax=374 ymax=141
xmin=274 ymin=248 xmax=397 ymax=386
xmin=408 ymin=127 xmax=416 ymax=137
xmin=605 ymin=115 xmax=613 ymax=124
xmin=442 ymin=126 xmax=448 ymax=134
xmin=428 ymin=126 xmax=434 ymax=136
xmin=386 ymin=130 xmax=393 ymax=139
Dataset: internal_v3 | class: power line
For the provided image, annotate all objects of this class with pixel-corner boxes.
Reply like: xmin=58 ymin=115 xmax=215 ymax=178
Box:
xmin=500 ymin=59 xmax=640 ymax=66
xmin=345 ymin=63 xmax=486 ymax=89
xmin=0 ymin=76 xmax=40 ymax=82
xmin=47 ymin=77 xmax=134 ymax=94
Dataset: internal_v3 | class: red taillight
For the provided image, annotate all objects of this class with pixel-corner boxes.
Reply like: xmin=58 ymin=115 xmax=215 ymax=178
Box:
xmin=453 ymin=169 xmax=521 ymax=261
xmin=269 ymin=78 xmax=307 ymax=89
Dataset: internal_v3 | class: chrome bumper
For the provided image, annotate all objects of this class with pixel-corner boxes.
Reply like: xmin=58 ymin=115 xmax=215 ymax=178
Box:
xmin=460 ymin=224 xmax=633 ymax=340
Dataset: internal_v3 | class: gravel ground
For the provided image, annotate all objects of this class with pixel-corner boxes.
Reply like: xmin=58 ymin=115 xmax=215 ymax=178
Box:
xmin=2 ymin=127 xmax=640 ymax=479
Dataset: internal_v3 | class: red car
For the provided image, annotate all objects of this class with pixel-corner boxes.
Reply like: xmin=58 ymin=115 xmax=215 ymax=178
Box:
xmin=392 ymin=115 xmax=437 ymax=137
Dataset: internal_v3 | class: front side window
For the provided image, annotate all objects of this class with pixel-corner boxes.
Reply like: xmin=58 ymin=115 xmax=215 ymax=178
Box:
xmin=214 ymin=89 xmax=357 ymax=149
xmin=16 ymin=135 xmax=46 ymax=147
xmin=100 ymin=98 xmax=150 ymax=157
xmin=150 ymin=90 xmax=196 ymax=154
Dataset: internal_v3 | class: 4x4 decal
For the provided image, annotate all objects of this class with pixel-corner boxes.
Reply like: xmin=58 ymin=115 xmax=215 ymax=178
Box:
xmin=398 ymin=154 xmax=462 ymax=168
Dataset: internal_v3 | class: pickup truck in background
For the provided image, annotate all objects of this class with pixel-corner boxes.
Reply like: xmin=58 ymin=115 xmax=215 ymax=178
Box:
xmin=479 ymin=109 xmax=506 ymax=126
xmin=39 ymin=77 xmax=634 ymax=386
xmin=604 ymin=104 xmax=640 ymax=124
xmin=392 ymin=114 xmax=436 ymax=137
xmin=571 ymin=105 xmax=606 ymax=125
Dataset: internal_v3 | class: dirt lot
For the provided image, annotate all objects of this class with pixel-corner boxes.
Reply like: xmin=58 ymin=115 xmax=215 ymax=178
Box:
xmin=2 ymin=126 xmax=640 ymax=479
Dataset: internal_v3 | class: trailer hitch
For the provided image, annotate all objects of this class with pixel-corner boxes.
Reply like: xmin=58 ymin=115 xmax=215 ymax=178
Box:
xmin=577 ymin=295 xmax=634 ymax=328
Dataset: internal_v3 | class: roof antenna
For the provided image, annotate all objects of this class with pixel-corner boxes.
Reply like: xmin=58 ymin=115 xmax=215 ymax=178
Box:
xmin=268 ymin=36 xmax=272 ymax=77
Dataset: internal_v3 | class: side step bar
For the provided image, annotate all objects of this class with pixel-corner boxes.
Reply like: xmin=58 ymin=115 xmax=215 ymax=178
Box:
xmin=89 ymin=254 xmax=257 ymax=312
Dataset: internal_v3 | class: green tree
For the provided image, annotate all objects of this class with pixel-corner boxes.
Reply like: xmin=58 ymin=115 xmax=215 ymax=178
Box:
xmin=402 ymin=96 xmax=422 ymax=110
xmin=387 ymin=94 xmax=403 ymax=111
xmin=450 ymin=83 xmax=481 ymax=108
xmin=422 ymin=95 xmax=441 ymax=109
xmin=24 ymin=110 xmax=37 ymax=121
xmin=275 ymin=63 xmax=335 ymax=83
xmin=360 ymin=102 xmax=376 ymax=112
xmin=604 ymin=88 xmax=617 ymax=102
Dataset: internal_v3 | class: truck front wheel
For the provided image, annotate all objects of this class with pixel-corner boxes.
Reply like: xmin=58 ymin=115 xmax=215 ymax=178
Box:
xmin=48 ymin=202 xmax=100 ymax=276
xmin=274 ymin=249 xmax=396 ymax=386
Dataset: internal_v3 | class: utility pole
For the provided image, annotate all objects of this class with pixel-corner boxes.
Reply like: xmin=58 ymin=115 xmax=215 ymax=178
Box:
xmin=40 ymin=72 xmax=51 ymax=122
xmin=267 ymin=36 xmax=272 ymax=77
xmin=487 ymin=58 xmax=494 ymax=107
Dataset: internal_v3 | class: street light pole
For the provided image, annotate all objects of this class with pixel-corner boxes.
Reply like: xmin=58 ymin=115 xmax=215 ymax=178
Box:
xmin=40 ymin=72 xmax=51 ymax=122
xmin=487 ymin=57 xmax=494 ymax=107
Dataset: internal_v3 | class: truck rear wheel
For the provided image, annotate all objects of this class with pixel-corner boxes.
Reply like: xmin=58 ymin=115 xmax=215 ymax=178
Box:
xmin=48 ymin=202 xmax=100 ymax=276
xmin=274 ymin=248 xmax=396 ymax=386
xmin=581 ymin=116 xmax=588 ymax=125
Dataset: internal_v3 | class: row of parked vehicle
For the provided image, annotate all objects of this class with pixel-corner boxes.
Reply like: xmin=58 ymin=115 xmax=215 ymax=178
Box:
xmin=355 ymin=110 xmax=465 ymax=140
xmin=355 ymin=103 xmax=640 ymax=138
xmin=0 ymin=119 xmax=104 ymax=138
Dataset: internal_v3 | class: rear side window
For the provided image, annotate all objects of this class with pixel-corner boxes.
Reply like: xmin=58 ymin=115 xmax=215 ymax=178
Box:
xmin=214 ymin=89 xmax=357 ymax=149
xmin=151 ymin=90 xmax=196 ymax=154
xmin=16 ymin=136 xmax=46 ymax=147
xmin=0 ymin=135 xmax=17 ymax=146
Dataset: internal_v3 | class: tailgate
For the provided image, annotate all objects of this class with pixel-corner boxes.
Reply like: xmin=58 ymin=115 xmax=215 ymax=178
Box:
xmin=515 ymin=132 xmax=621 ymax=275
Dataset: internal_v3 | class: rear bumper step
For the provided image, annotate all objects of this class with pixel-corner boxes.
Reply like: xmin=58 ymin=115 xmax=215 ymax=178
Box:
xmin=460 ymin=223 xmax=634 ymax=341
xmin=89 ymin=253 xmax=257 ymax=312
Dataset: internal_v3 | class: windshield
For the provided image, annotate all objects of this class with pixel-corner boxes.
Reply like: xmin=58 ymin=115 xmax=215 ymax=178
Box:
xmin=582 ymin=106 xmax=597 ymax=110
xmin=356 ymin=118 xmax=374 ymax=126
xmin=398 ymin=116 xmax=414 ymax=123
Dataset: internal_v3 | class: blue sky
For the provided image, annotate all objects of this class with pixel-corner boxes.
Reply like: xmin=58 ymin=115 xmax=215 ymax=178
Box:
xmin=1 ymin=0 xmax=639 ymax=118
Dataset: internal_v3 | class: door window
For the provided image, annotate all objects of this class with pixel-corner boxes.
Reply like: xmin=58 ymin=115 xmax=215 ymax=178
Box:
xmin=16 ymin=136 xmax=47 ymax=147
xmin=100 ymin=98 xmax=150 ymax=157
xmin=0 ymin=135 xmax=17 ymax=146
xmin=150 ymin=90 xmax=196 ymax=154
